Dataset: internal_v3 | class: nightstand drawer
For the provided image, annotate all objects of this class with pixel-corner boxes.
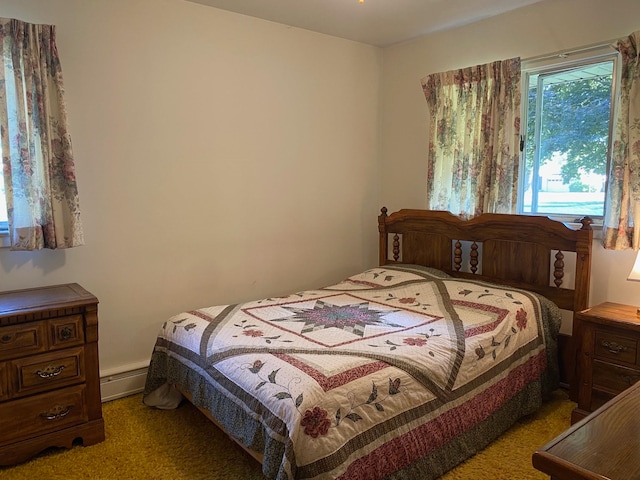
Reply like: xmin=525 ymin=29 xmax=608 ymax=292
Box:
xmin=594 ymin=330 xmax=637 ymax=365
xmin=0 ymin=384 xmax=88 ymax=447
xmin=0 ymin=321 xmax=47 ymax=362
xmin=592 ymin=359 xmax=640 ymax=393
xmin=13 ymin=347 xmax=85 ymax=397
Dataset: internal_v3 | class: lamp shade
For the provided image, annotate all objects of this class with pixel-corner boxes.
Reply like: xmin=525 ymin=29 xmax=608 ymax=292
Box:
xmin=628 ymin=251 xmax=640 ymax=281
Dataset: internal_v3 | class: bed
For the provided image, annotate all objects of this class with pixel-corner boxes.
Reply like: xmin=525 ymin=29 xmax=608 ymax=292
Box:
xmin=143 ymin=207 xmax=593 ymax=480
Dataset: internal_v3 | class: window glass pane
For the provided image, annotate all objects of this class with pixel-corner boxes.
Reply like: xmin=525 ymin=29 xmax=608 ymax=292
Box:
xmin=521 ymin=57 xmax=614 ymax=218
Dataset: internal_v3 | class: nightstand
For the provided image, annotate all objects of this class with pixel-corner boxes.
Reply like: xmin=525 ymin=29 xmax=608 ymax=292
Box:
xmin=0 ymin=284 xmax=105 ymax=465
xmin=571 ymin=302 xmax=640 ymax=423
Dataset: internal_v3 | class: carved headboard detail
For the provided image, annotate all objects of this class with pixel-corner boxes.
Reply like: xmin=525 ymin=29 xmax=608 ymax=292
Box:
xmin=378 ymin=208 xmax=593 ymax=314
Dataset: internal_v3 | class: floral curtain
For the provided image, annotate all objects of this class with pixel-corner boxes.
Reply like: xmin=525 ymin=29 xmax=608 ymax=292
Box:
xmin=421 ymin=58 xmax=521 ymax=219
xmin=602 ymin=31 xmax=640 ymax=250
xmin=0 ymin=18 xmax=83 ymax=250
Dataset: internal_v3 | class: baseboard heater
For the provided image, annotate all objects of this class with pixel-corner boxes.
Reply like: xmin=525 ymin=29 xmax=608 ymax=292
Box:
xmin=100 ymin=365 xmax=149 ymax=402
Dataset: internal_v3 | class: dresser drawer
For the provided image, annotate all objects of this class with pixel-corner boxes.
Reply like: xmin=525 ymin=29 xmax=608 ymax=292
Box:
xmin=594 ymin=330 xmax=638 ymax=365
xmin=12 ymin=347 xmax=85 ymax=397
xmin=0 ymin=321 xmax=47 ymax=362
xmin=48 ymin=315 xmax=84 ymax=350
xmin=0 ymin=384 xmax=88 ymax=447
xmin=592 ymin=359 xmax=640 ymax=394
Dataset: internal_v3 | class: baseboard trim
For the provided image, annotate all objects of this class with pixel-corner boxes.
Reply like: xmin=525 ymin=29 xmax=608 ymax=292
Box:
xmin=100 ymin=366 xmax=148 ymax=402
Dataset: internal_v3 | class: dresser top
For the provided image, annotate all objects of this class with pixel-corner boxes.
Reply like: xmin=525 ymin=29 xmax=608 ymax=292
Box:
xmin=533 ymin=381 xmax=640 ymax=479
xmin=0 ymin=283 xmax=98 ymax=318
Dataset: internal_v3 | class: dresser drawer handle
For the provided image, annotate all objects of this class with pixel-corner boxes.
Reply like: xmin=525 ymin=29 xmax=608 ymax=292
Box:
xmin=59 ymin=327 xmax=73 ymax=341
xmin=34 ymin=364 xmax=66 ymax=378
xmin=601 ymin=341 xmax=627 ymax=354
xmin=0 ymin=334 xmax=13 ymax=344
xmin=40 ymin=405 xmax=72 ymax=421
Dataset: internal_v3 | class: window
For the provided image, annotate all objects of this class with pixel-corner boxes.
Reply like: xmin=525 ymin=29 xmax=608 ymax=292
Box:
xmin=519 ymin=47 xmax=620 ymax=222
xmin=0 ymin=20 xmax=83 ymax=250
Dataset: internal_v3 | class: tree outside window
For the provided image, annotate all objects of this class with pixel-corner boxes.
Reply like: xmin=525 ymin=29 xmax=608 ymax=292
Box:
xmin=520 ymin=50 xmax=618 ymax=221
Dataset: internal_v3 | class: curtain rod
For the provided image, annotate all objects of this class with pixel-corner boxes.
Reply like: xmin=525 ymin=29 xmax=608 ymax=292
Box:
xmin=522 ymin=38 xmax=621 ymax=63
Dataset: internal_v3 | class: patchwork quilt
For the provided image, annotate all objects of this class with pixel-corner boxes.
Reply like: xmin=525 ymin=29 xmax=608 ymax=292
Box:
xmin=143 ymin=264 xmax=561 ymax=480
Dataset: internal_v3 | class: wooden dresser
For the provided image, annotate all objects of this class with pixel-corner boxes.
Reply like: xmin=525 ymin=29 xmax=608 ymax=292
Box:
xmin=571 ymin=302 xmax=640 ymax=423
xmin=0 ymin=283 xmax=104 ymax=465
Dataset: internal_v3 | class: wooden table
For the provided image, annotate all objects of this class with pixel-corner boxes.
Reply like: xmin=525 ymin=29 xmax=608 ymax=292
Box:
xmin=532 ymin=380 xmax=640 ymax=479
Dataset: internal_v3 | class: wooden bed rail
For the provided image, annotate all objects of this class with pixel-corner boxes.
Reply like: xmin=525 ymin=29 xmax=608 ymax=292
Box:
xmin=378 ymin=208 xmax=593 ymax=313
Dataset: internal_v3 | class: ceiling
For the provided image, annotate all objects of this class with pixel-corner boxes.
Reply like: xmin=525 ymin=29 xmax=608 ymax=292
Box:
xmin=185 ymin=0 xmax=545 ymax=47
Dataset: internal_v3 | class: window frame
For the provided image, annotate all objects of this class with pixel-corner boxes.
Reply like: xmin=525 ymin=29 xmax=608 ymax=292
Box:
xmin=0 ymin=175 xmax=6 ymax=237
xmin=0 ymin=153 xmax=6 ymax=237
xmin=518 ymin=45 xmax=621 ymax=225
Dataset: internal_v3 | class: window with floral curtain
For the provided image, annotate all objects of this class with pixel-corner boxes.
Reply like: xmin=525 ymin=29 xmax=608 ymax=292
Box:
xmin=602 ymin=31 xmax=640 ymax=250
xmin=0 ymin=18 xmax=83 ymax=250
xmin=420 ymin=58 xmax=521 ymax=219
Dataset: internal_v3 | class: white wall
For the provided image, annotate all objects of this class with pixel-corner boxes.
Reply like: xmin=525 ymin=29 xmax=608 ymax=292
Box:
xmin=380 ymin=0 xmax=640 ymax=331
xmin=0 ymin=0 xmax=382 ymax=375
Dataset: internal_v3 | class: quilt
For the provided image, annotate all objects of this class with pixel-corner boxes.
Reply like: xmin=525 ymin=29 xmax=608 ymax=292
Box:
xmin=143 ymin=264 xmax=561 ymax=480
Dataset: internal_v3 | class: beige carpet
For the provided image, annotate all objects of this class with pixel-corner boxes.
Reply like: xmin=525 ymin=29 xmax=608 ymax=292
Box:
xmin=0 ymin=390 xmax=573 ymax=479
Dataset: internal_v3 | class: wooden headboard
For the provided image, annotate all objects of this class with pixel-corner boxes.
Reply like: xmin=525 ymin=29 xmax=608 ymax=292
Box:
xmin=378 ymin=208 xmax=593 ymax=315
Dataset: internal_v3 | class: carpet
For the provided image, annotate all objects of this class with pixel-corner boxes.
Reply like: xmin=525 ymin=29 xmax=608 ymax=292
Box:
xmin=0 ymin=390 xmax=573 ymax=479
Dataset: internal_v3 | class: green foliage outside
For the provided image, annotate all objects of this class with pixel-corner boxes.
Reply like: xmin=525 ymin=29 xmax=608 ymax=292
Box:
xmin=525 ymin=70 xmax=612 ymax=185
